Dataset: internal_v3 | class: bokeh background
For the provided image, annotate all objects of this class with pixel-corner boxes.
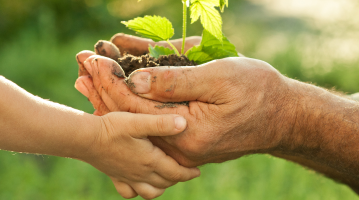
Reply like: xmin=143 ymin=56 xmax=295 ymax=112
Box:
xmin=1 ymin=0 xmax=359 ymax=199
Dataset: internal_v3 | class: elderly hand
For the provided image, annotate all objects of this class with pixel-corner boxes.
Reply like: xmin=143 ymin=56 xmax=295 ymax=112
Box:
xmin=74 ymin=34 xmax=296 ymax=167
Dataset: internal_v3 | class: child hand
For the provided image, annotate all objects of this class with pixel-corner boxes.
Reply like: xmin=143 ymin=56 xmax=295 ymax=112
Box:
xmin=81 ymin=112 xmax=200 ymax=199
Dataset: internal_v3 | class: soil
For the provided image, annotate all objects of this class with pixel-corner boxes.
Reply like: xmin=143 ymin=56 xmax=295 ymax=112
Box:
xmin=116 ymin=53 xmax=196 ymax=108
xmin=154 ymin=101 xmax=190 ymax=109
xmin=117 ymin=53 xmax=197 ymax=76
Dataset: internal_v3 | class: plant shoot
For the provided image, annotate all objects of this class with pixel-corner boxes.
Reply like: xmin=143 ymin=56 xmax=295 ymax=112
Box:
xmin=121 ymin=0 xmax=238 ymax=64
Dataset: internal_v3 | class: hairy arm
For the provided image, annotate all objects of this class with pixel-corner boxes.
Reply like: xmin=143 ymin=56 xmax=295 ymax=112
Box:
xmin=272 ymin=79 xmax=359 ymax=192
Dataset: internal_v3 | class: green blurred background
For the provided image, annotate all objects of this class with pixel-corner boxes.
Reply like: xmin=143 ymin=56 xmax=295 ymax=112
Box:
xmin=1 ymin=0 xmax=359 ymax=199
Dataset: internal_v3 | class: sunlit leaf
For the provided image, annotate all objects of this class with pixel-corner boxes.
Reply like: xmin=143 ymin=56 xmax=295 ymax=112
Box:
xmin=190 ymin=0 xmax=222 ymax=41
xmin=122 ymin=16 xmax=174 ymax=42
xmin=148 ymin=45 xmax=175 ymax=58
xmin=187 ymin=30 xmax=238 ymax=64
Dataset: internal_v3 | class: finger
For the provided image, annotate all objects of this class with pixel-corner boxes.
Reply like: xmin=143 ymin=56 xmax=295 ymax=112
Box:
xmin=93 ymin=110 xmax=103 ymax=116
xmin=126 ymin=58 xmax=239 ymax=103
xmin=74 ymin=76 xmax=90 ymax=98
xmin=155 ymin=155 xmax=201 ymax=182
xmin=110 ymin=33 xmax=201 ymax=56
xmin=111 ymin=33 xmax=155 ymax=56
xmin=130 ymin=182 xmax=165 ymax=200
xmin=121 ymin=113 xmax=187 ymax=138
xmin=75 ymin=74 xmax=110 ymax=115
xmin=76 ymin=50 xmax=95 ymax=76
xmin=142 ymin=172 xmax=177 ymax=189
xmin=112 ymin=180 xmax=138 ymax=199
xmin=94 ymin=40 xmax=121 ymax=61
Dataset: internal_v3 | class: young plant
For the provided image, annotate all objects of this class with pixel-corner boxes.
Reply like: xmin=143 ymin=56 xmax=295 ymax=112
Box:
xmin=122 ymin=0 xmax=238 ymax=65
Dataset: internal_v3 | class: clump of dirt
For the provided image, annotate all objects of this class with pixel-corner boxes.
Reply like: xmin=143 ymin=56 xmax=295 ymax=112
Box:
xmin=118 ymin=53 xmax=197 ymax=76
xmin=155 ymin=101 xmax=189 ymax=109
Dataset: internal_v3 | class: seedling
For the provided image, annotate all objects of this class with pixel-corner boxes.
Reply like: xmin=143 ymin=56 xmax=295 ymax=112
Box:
xmin=122 ymin=0 xmax=238 ymax=64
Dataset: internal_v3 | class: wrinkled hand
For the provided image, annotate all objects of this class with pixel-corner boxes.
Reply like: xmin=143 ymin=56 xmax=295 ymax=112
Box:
xmin=84 ymin=112 xmax=200 ymax=199
xmin=75 ymin=34 xmax=296 ymax=167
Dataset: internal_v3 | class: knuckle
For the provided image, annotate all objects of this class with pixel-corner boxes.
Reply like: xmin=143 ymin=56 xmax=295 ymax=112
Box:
xmin=128 ymin=116 xmax=142 ymax=134
xmin=155 ymin=68 xmax=182 ymax=99
xmin=116 ymin=113 xmax=133 ymax=133
xmin=130 ymin=172 xmax=145 ymax=182
xmin=142 ymin=156 xmax=156 ymax=169
xmin=168 ymin=172 xmax=183 ymax=182
xmin=156 ymin=116 xmax=171 ymax=133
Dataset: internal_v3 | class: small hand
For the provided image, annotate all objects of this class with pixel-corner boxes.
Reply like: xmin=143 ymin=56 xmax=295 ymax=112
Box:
xmin=83 ymin=112 xmax=200 ymax=199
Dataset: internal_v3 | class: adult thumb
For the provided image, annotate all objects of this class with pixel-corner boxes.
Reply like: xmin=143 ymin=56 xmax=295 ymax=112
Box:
xmin=126 ymin=58 xmax=233 ymax=103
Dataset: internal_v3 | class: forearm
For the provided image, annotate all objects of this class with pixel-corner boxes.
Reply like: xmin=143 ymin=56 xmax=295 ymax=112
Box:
xmin=0 ymin=76 xmax=100 ymax=158
xmin=271 ymin=153 xmax=359 ymax=194
xmin=274 ymin=78 xmax=359 ymax=182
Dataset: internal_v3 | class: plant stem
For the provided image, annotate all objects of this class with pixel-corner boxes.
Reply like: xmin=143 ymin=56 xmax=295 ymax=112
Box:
xmin=166 ymin=40 xmax=180 ymax=56
xmin=181 ymin=0 xmax=187 ymax=55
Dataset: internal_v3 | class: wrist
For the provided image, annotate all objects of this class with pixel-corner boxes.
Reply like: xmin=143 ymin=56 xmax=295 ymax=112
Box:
xmin=64 ymin=113 xmax=102 ymax=160
xmin=276 ymin=79 xmax=326 ymax=155
xmin=258 ymin=75 xmax=299 ymax=153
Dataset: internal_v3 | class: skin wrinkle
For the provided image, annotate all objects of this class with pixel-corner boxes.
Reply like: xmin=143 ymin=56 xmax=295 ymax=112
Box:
xmin=188 ymin=101 xmax=200 ymax=119
xmin=182 ymin=68 xmax=193 ymax=100
xmin=210 ymin=80 xmax=231 ymax=105
xmin=169 ymin=77 xmax=176 ymax=99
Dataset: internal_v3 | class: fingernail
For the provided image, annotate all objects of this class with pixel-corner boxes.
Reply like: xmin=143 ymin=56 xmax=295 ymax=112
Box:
xmin=174 ymin=116 xmax=187 ymax=130
xmin=129 ymin=71 xmax=151 ymax=94
xmin=75 ymin=79 xmax=90 ymax=98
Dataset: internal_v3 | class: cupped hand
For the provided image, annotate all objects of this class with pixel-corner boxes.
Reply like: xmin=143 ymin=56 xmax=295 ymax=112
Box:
xmin=82 ymin=112 xmax=200 ymax=199
xmin=75 ymin=34 xmax=297 ymax=167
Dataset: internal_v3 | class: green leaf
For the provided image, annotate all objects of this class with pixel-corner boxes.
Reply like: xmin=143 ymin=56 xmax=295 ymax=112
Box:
xmin=122 ymin=16 xmax=174 ymax=42
xmin=219 ymin=0 xmax=228 ymax=12
xmin=187 ymin=30 xmax=238 ymax=64
xmin=149 ymin=45 xmax=175 ymax=58
xmin=190 ymin=0 xmax=222 ymax=41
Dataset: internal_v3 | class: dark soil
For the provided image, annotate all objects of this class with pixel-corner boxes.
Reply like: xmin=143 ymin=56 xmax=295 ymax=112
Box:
xmin=117 ymin=53 xmax=197 ymax=76
xmin=116 ymin=53 xmax=196 ymax=109
xmin=154 ymin=101 xmax=190 ymax=109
